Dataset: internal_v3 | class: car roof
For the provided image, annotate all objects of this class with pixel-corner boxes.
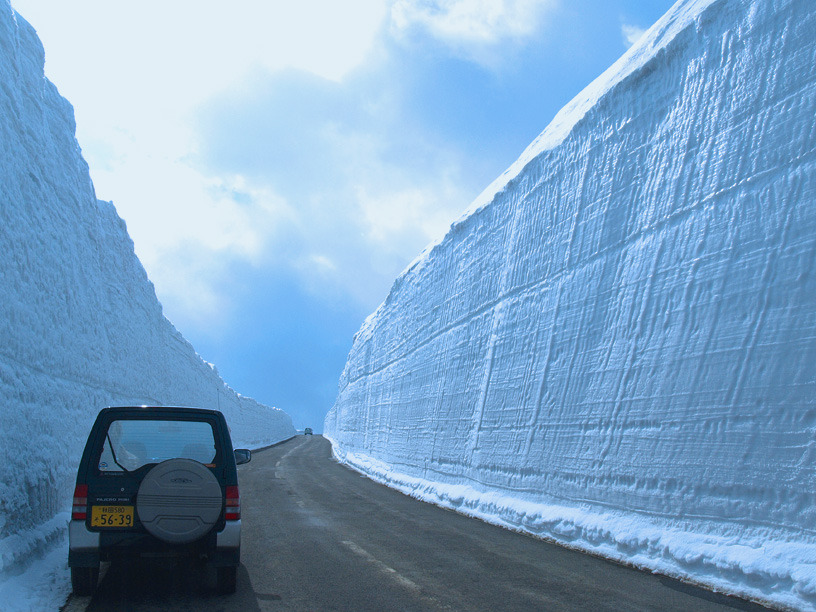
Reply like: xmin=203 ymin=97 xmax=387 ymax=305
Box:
xmin=98 ymin=406 xmax=224 ymax=418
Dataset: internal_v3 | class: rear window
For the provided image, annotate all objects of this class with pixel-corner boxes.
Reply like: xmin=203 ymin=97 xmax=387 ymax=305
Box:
xmin=98 ymin=419 xmax=218 ymax=472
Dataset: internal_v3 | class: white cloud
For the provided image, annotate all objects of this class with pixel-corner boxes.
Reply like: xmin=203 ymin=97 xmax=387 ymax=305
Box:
xmin=92 ymin=147 xmax=290 ymax=261
xmin=308 ymin=255 xmax=338 ymax=272
xmin=621 ymin=23 xmax=646 ymax=48
xmin=148 ymin=249 xmax=234 ymax=334
xmin=97 ymin=158 xmax=293 ymax=328
xmin=10 ymin=0 xmax=542 ymax=332
xmin=390 ymin=0 xmax=555 ymax=46
xmin=11 ymin=0 xmax=388 ymax=327
xmin=356 ymin=185 xmax=454 ymax=252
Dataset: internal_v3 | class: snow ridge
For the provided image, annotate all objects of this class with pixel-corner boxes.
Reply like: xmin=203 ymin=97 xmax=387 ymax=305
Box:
xmin=326 ymin=0 xmax=816 ymax=609
xmin=0 ymin=1 xmax=295 ymax=574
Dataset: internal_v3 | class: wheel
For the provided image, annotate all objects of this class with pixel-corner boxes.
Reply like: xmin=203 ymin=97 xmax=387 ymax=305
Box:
xmin=71 ymin=565 xmax=99 ymax=596
xmin=216 ymin=565 xmax=237 ymax=594
xmin=137 ymin=458 xmax=222 ymax=544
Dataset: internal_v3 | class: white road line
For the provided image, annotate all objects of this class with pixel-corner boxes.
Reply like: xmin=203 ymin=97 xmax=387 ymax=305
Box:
xmin=340 ymin=540 xmax=420 ymax=592
xmin=279 ymin=437 xmax=306 ymax=462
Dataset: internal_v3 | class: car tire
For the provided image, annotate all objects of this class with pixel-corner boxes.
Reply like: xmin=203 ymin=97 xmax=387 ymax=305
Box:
xmin=216 ymin=566 xmax=237 ymax=594
xmin=71 ymin=565 xmax=99 ymax=596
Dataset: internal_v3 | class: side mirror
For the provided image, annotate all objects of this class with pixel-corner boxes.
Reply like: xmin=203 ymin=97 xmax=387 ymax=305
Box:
xmin=234 ymin=449 xmax=251 ymax=465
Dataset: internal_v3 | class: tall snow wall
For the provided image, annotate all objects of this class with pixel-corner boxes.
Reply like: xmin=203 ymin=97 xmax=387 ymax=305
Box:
xmin=0 ymin=2 xmax=295 ymax=570
xmin=325 ymin=0 xmax=816 ymax=608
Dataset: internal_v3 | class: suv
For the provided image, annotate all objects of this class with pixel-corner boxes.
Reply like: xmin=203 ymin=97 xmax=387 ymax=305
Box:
xmin=68 ymin=406 xmax=251 ymax=595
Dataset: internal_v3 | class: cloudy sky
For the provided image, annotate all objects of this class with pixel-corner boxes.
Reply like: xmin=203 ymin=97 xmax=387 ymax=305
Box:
xmin=13 ymin=0 xmax=674 ymax=430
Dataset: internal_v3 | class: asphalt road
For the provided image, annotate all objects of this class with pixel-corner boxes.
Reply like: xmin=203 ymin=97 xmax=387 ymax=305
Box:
xmin=74 ymin=435 xmax=771 ymax=611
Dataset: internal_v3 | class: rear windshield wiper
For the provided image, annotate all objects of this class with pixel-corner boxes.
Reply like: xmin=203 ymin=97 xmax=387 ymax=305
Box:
xmin=106 ymin=433 xmax=130 ymax=472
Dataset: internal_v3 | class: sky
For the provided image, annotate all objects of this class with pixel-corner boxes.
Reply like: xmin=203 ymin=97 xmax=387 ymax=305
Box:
xmin=11 ymin=0 xmax=676 ymax=431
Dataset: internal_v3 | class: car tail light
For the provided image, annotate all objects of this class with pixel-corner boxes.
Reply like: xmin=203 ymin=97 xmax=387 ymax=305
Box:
xmin=72 ymin=484 xmax=88 ymax=520
xmin=225 ymin=485 xmax=240 ymax=520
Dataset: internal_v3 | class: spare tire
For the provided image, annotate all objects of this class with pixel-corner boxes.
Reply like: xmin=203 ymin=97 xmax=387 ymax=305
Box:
xmin=137 ymin=458 xmax=222 ymax=544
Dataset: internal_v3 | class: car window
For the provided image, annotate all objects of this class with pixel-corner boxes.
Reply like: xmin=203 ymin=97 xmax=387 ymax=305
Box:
xmin=98 ymin=419 xmax=217 ymax=472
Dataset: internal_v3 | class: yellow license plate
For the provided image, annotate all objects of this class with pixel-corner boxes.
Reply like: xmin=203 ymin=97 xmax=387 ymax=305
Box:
xmin=91 ymin=505 xmax=134 ymax=528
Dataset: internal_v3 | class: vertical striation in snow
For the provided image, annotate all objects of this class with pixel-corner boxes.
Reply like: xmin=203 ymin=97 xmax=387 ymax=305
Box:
xmin=0 ymin=1 xmax=295 ymax=572
xmin=326 ymin=0 xmax=816 ymax=608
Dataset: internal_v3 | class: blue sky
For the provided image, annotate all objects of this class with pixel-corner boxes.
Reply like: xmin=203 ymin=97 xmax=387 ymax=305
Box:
xmin=12 ymin=0 xmax=675 ymax=430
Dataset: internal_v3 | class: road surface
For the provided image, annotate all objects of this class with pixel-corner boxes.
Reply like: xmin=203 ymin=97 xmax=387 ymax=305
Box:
xmin=74 ymin=435 xmax=770 ymax=611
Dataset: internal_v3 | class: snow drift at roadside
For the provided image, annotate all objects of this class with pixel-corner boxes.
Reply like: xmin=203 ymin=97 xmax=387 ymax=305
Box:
xmin=326 ymin=0 xmax=816 ymax=609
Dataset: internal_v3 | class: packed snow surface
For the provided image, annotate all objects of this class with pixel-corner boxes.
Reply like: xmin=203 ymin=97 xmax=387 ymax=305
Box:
xmin=326 ymin=0 xmax=816 ymax=609
xmin=0 ymin=2 xmax=295 ymax=606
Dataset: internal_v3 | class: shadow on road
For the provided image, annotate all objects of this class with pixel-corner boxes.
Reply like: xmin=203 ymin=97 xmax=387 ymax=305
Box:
xmin=85 ymin=557 xmax=262 ymax=611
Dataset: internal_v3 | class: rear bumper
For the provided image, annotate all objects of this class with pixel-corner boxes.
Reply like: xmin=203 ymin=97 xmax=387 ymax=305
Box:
xmin=67 ymin=519 xmax=240 ymax=567
xmin=68 ymin=520 xmax=100 ymax=568
xmin=69 ymin=519 xmax=100 ymax=550
xmin=211 ymin=520 xmax=241 ymax=566
xmin=217 ymin=520 xmax=241 ymax=549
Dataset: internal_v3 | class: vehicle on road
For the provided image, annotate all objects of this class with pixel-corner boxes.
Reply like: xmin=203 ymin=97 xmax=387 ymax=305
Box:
xmin=68 ymin=406 xmax=252 ymax=596
xmin=304 ymin=427 xmax=313 ymax=435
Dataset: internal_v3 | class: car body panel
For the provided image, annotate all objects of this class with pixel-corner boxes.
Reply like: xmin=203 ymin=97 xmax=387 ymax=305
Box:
xmin=69 ymin=406 xmax=250 ymax=593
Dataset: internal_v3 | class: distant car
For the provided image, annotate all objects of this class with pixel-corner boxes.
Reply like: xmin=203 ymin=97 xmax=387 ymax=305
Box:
xmin=68 ymin=406 xmax=252 ymax=596
xmin=304 ymin=427 xmax=313 ymax=435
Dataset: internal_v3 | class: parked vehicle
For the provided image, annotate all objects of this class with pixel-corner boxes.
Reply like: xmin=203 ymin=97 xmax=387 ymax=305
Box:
xmin=68 ymin=406 xmax=251 ymax=595
xmin=304 ymin=428 xmax=313 ymax=435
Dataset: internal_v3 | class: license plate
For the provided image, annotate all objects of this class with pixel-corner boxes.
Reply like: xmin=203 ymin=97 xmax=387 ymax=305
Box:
xmin=91 ymin=505 xmax=134 ymax=528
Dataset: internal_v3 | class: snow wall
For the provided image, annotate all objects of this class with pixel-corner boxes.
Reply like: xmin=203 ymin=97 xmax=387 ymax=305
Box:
xmin=325 ymin=0 xmax=816 ymax=608
xmin=0 ymin=2 xmax=295 ymax=572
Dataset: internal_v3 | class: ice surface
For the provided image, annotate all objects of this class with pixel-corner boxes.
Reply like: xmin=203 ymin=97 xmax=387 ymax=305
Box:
xmin=0 ymin=2 xmax=295 ymax=603
xmin=326 ymin=0 xmax=816 ymax=609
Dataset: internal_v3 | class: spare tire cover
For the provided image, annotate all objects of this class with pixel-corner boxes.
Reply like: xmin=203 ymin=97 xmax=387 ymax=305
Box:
xmin=137 ymin=458 xmax=222 ymax=544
